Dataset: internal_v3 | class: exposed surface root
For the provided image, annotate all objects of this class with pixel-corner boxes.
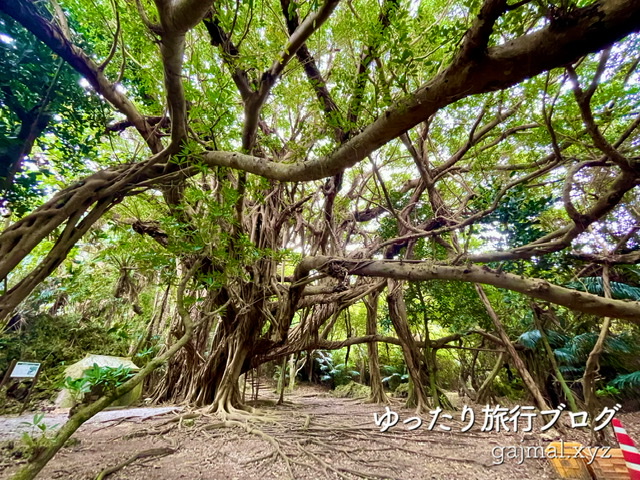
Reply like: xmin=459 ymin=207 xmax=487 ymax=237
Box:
xmin=10 ymin=384 xmax=568 ymax=480
xmin=94 ymin=447 xmax=175 ymax=480
xmin=205 ymin=402 xmax=277 ymax=423
xmin=120 ymin=411 xmax=201 ymax=439
xmin=194 ymin=401 xmax=419 ymax=480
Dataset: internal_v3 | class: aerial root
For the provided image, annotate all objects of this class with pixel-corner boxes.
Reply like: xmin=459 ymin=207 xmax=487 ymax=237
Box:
xmin=120 ymin=424 xmax=176 ymax=440
xmin=157 ymin=411 xmax=201 ymax=427
xmin=115 ymin=401 xmax=472 ymax=480
xmin=240 ymin=450 xmax=278 ymax=466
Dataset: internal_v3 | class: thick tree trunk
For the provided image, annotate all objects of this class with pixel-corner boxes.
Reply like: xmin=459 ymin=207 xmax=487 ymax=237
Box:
xmin=155 ymin=272 xmax=277 ymax=412
xmin=387 ymin=279 xmax=430 ymax=412
xmin=211 ymin=338 xmax=249 ymax=413
xmin=364 ymin=290 xmax=388 ymax=404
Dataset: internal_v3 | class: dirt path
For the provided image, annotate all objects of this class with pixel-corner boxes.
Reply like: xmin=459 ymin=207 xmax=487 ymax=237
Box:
xmin=0 ymin=407 xmax=182 ymax=442
xmin=1 ymin=386 xmax=638 ymax=479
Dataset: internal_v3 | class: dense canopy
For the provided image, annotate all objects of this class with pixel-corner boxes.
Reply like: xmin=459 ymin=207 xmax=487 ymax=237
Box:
xmin=1 ymin=0 xmax=640 ymax=477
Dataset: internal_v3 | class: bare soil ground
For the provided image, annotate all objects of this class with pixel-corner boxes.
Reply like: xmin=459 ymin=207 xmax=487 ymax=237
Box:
xmin=1 ymin=385 xmax=638 ymax=480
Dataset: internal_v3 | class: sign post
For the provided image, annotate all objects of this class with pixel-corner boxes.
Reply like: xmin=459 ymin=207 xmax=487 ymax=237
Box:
xmin=11 ymin=362 xmax=41 ymax=379
xmin=1 ymin=360 xmax=42 ymax=413
xmin=0 ymin=359 xmax=17 ymax=391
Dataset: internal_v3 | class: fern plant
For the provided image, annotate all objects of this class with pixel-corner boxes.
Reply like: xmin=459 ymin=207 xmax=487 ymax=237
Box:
xmin=610 ymin=371 xmax=640 ymax=390
xmin=566 ymin=277 xmax=640 ymax=300
xmin=519 ymin=328 xmax=640 ymax=396
xmin=315 ymin=353 xmax=359 ymax=387
xmin=380 ymin=365 xmax=409 ymax=391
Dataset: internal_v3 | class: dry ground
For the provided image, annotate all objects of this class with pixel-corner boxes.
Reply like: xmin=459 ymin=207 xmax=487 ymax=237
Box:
xmin=1 ymin=385 xmax=639 ymax=480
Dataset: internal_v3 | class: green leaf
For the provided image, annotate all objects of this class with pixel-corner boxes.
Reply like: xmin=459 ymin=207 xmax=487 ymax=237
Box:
xmin=610 ymin=371 xmax=640 ymax=390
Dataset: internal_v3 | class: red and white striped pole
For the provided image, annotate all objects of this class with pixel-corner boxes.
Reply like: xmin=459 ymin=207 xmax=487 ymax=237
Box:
xmin=612 ymin=418 xmax=640 ymax=480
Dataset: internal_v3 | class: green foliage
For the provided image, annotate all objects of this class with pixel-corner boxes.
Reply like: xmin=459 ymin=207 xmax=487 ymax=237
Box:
xmin=406 ymin=281 xmax=489 ymax=332
xmin=393 ymin=382 xmax=410 ymax=397
xmin=272 ymin=364 xmax=290 ymax=384
xmin=566 ymin=277 xmax=640 ymax=301
xmin=0 ymin=11 xmax=108 ymax=215
xmin=434 ymin=349 xmax=460 ymax=390
xmin=0 ymin=314 xmax=129 ymax=406
xmin=492 ymin=374 xmax=527 ymax=401
xmin=519 ymin=327 xmax=640 ymax=397
xmin=596 ymin=385 xmax=621 ymax=399
xmin=315 ymin=352 xmax=359 ymax=387
xmin=610 ymin=371 xmax=640 ymax=391
xmin=476 ymin=184 xmax=554 ymax=248
xmin=518 ymin=329 xmax=569 ymax=349
xmin=380 ymin=371 xmax=409 ymax=383
xmin=381 ymin=364 xmax=409 ymax=391
xmin=132 ymin=340 xmax=161 ymax=368
xmin=64 ymin=363 xmax=134 ymax=401
xmin=19 ymin=413 xmax=57 ymax=459
xmin=332 ymin=381 xmax=371 ymax=398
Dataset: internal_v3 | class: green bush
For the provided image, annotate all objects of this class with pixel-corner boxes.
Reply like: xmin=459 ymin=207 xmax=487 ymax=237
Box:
xmin=394 ymin=383 xmax=410 ymax=397
xmin=381 ymin=365 xmax=409 ymax=391
xmin=18 ymin=413 xmax=58 ymax=459
xmin=64 ymin=363 xmax=134 ymax=402
xmin=332 ymin=381 xmax=371 ymax=398
xmin=0 ymin=313 xmax=129 ymax=409
xmin=315 ymin=352 xmax=359 ymax=387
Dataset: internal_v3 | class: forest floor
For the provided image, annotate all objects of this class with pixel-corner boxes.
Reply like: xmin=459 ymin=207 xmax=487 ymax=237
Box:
xmin=1 ymin=384 xmax=639 ymax=480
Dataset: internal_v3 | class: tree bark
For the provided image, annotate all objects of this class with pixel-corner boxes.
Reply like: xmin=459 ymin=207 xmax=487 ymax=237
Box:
xmin=475 ymin=284 xmax=550 ymax=411
xmin=387 ymin=279 xmax=430 ymax=412
xmin=532 ymin=304 xmax=578 ymax=412
xmin=364 ymin=289 xmax=388 ymax=404
xmin=582 ymin=265 xmax=613 ymax=444
xmin=476 ymin=351 xmax=505 ymax=404
xmin=295 ymin=256 xmax=640 ymax=323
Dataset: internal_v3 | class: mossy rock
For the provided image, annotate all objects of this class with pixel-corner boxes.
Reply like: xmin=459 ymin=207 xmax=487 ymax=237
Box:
xmin=393 ymin=383 xmax=409 ymax=398
xmin=332 ymin=381 xmax=371 ymax=398
xmin=387 ymin=375 xmax=401 ymax=392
